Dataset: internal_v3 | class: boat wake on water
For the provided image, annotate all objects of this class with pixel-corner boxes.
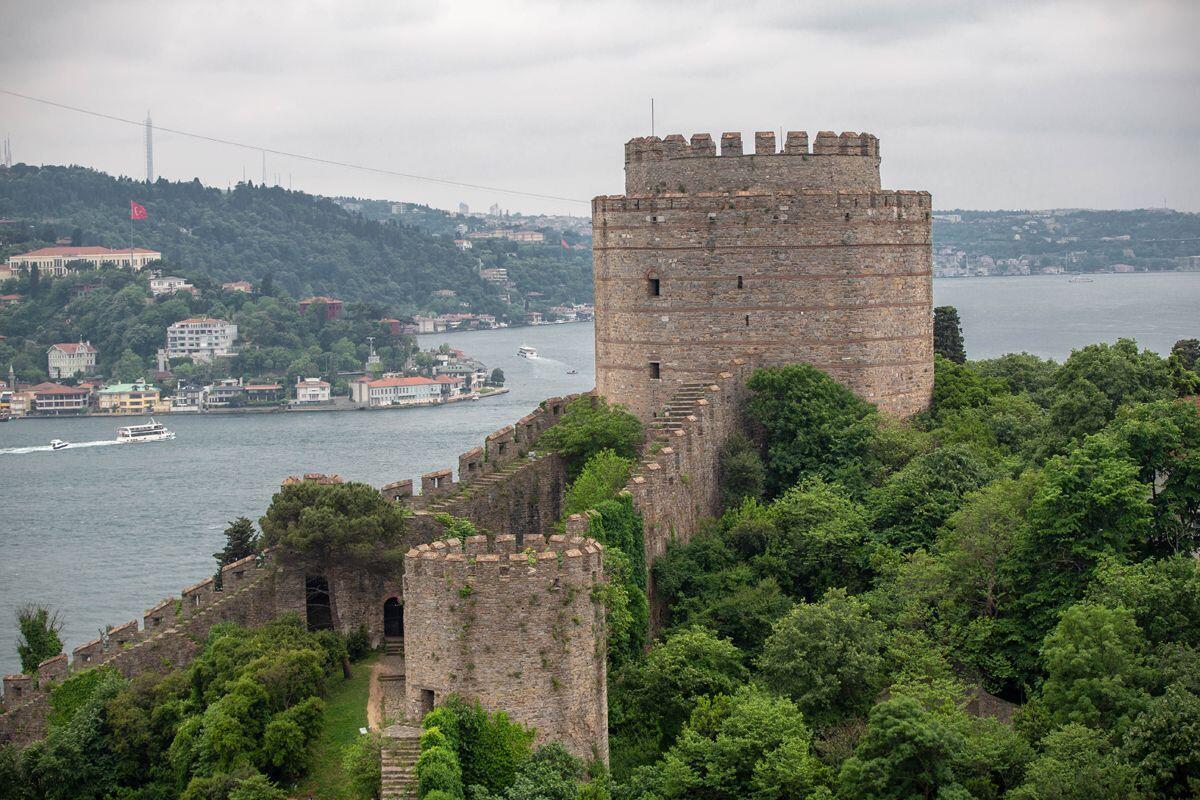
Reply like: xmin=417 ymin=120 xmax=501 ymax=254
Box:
xmin=0 ymin=439 xmax=124 ymax=455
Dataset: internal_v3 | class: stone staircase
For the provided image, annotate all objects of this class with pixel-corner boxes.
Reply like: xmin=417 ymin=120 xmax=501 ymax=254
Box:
xmin=381 ymin=724 xmax=422 ymax=800
xmin=646 ymin=382 xmax=709 ymax=442
xmin=383 ymin=636 xmax=404 ymax=656
xmin=422 ymin=456 xmax=537 ymax=513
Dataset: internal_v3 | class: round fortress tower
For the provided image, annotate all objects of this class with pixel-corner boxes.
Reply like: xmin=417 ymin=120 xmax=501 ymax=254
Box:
xmin=403 ymin=534 xmax=608 ymax=763
xmin=593 ymin=130 xmax=933 ymax=420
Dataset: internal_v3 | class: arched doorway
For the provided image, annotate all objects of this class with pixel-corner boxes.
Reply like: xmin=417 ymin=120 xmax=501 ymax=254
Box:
xmin=383 ymin=597 xmax=403 ymax=638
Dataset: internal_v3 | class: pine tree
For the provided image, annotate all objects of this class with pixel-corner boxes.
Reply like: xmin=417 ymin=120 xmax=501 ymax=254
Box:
xmin=214 ymin=517 xmax=260 ymax=568
xmin=934 ymin=305 xmax=967 ymax=363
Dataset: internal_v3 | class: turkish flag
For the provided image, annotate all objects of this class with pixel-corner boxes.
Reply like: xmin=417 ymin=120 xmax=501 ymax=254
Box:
xmin=130 ymin=201 xmax=148 ymax=220
xmin=561 ymin=237 xmax=569 ymax=250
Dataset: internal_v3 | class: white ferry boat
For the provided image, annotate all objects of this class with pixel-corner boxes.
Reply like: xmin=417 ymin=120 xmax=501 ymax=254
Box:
xmin=517 ymin=345 xmax=537 ymax=359
xmin=50 ymin=439 xmax=69 ymax=451
xmin=117 ymin=419 xmax=176 ymax=444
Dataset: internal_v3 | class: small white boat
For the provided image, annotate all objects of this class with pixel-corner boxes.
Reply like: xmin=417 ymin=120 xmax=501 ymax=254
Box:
xmin=517 ymin=345 xmax=537 ymax=358
xmin=1068 ymin=275 xmax=1095 ymax=283
xmin=566 ymin=368 xmax=578 ymax=375
xmin=117 ymin=418 xmax=175 ymax=444
xmin=50 ymin=439 xmax=68 ymax=450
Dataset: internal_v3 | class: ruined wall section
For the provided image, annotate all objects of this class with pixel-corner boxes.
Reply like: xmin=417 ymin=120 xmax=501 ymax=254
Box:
xmin=0 ymin=554 xmax=279 ymax=746
xmin=382 ymin=395 xmax=581 ymax=539
xmin=403 ymin=534 xmax=608 ymax=763
xmin=594 ymin=187 xmax=933 ymax=421
xmin=624 ymin=130 xmax=881 ymax=195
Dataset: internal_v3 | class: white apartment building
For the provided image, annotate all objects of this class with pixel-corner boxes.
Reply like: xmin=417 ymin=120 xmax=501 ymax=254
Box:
xmin=149 ymin=276 xmax=197 ymax=297
xmin=165 ymin=317 xmax=238 ymax=363
xmin=5 ymin=246 xmax=162 ymax=277
xmin=349 ymin=375 xmax=441 ymax=407
xmin=47 ymin=340 xmax=98 ymax=378
xmin=294 ymin=377 xmax=331 ymax=404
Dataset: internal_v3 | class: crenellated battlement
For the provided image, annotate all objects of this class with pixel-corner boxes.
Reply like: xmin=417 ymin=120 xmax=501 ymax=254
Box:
xmin=626 ymin=130 xmax=879 ymax=163
xmin=405 ymin=533 xmax=604 ymax=580
xmin=624 ymin=128 xmax=882 ymax=196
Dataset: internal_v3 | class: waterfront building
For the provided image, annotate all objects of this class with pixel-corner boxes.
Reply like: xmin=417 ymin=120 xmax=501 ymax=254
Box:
xmin=221 ymin=281 xmax=253 ymax=293
xmin=165 ymin=318 xmax=238 ymax=363
xmin=244 ymin=383 xmax=282 ymax=404
xmin=97 ymin=381 xmax=160 ymax=414
xmin=434 ymin=374 xmax=467 ymax=398
xmin=5 ymin=246 xmax=162 ymax=277
xmin=172 ymin=383 xmax=205 ymax=411
xmin=30 ymin=382 xmax=90 ymax=414
xmin=294 ymin=377 xmax=331 ymax=404
xmin=349 ymin=375 xmax=440 ymax=407
xmin=298 ymin=296 xmax=343 ymax=320
xmin=47 ymin=340 xmax=98 ymax=379
xmin=204 ymin=379 xmax=244 ymax=407
xmin=8 ymin=390 xmax=34 ymax=417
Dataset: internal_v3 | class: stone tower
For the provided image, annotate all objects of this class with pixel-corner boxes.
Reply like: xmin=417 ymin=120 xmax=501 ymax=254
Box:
xmin=403 ymin=534 xmax=608 ymax=763
xmin=592 ymin=130 xmax=933 ymax=420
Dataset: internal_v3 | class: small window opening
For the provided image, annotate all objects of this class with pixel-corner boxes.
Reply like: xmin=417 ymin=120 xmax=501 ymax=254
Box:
xmin=737 ymin=275 xmax=743 ymax=289
xmin=420 ymin=689 xmax=435 ymax=716
xmin=745 ymin=314 xmax=750 ymax=327
xmin=648 ymin=277 xmax=660 ymax=297
xmin=649 ymin=362 xmax=661 ymax=379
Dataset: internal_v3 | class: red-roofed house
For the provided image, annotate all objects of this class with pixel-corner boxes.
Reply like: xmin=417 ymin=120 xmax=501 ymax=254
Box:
xmin=349 ymin=375 xmax=440 ymax=407
xmin=298 ymin=296 xmax=344 ymax=320
xmin=47 ymin=340 xmax=98 ymax=379
xmin=434 ymin=374 xmax=467 ymax=398
xmin=294 ymin=377 xmax=331 ymax=404
xmin=30 ymin=382 xmax=90 ymax=414
xmin=5 ymin=246 xmax=162 ymax=277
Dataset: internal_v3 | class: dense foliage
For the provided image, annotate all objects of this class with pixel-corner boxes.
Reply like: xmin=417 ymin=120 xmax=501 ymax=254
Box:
xmin=0 ymin=263 xmax=415 ymax=384
xmin=537 ymin=397 xmax=643 ymax=478
xmin=16 ymin=606 xmax=63 ymax=676
xmin=935 ymin=305 xmax=968 ymax=363
xmin=0 ymin=616 xmax=354 ymax=799
xmin=0 ymin=165 xmax=503 ymax=314
xmin=259 ymin=481 xmax=411 ymax=568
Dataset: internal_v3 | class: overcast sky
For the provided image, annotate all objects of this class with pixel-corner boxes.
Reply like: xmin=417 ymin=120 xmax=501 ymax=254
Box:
xmin=1 ymin=0 xmax=1198 ymax=215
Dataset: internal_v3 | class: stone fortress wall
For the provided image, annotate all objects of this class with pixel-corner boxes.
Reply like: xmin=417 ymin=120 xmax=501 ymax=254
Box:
xmin=594 ymin=129 xmax=933 ymax=421
xmin=403 ymin=534 xmax=608 ymax=762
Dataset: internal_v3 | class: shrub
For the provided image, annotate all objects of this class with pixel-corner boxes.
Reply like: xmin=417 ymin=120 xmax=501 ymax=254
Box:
xmin=346 ymin=625 xmax=373 ymax=662
xmin=343 ymin=731 xmax=383 ymax=800
xmin=416 ymin=745 xmax=463 ymax=799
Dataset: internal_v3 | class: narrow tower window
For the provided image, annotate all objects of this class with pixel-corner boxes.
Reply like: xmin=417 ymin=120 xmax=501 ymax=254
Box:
xmin=649 ymin=362 xmax=661 ymax=379
xmin=648 ymin=277 xmax=661 ymax=297
xmin=745 ymin=314 xmax=750 ymax=327
xmin=737 ymin=275 xmax=744 ymax=289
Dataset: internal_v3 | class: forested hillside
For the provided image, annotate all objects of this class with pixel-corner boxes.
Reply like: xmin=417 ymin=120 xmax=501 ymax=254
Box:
xmin=0 ymin=165 xmax=503 ymax=315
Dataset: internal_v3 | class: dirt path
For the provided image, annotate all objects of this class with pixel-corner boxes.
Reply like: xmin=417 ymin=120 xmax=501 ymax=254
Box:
xmin=367 ymin=653 xmax=406 ymax=730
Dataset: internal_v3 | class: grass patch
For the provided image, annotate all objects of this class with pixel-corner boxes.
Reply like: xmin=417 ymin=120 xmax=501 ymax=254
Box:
xmin=291 ymin=651 xmax=380 ymax=800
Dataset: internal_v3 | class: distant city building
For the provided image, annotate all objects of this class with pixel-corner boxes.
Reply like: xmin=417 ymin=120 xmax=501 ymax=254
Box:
xmin=453 ymin=239 xmax=472 ymax=251
xmin=149 ymin=276 xmax=197 ymax=297
xmin=458 ymin=202 xmax=470 ymax=215
xmin=508 ymin=230 xmax=544 ymax=243
xmin=30 ymin=381 xmax=89 ymax=414
xmin=165 ymin=318 xmax=238 ymax=363
xmin=47 ymin=340 xmax=98 ymax=379
xmin=5 ymin=246 xmax=162 ymax=277
xmin=0 ymin=294 xmax=21 ymax=306
xmin=432 ymin=289 xmax=457 ymax=298
xmin=349 ymin=375 xmax=441 ymax=407
xmin=221 ymin=280 xmax=254 ymax=293
xmin=294 ymin=377 xmax=331 ymax=404
xmin=298 ymin=296 xmax=344 ymax=320
xmin=98 ymin=381 xmax=160 ymax=414
xmin=479 ymin=267 xmax=508 ymax=284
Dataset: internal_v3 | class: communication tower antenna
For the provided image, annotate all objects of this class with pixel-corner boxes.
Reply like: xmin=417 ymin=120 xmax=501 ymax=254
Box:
xmin=144 ymin=113 xmax=153 ymax=182
xmin=2 ymin=135 xmax=11 ymax=168
xmin=650 ymin=98 xmax=655 ymax=136
xmin=261 ymin=151 xmax=266 ymax=185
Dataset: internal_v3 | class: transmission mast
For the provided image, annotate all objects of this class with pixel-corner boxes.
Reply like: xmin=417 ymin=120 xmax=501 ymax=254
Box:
xmin=144 ymin=113 xmax=154 ymax=182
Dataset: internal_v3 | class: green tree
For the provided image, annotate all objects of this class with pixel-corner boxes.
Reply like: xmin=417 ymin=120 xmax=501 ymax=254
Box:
xmin=717 ymin=432 xmax=765 ymax=509
xmin=627 ymin=686 xmax=828 ymax=800
xmin=537 ymin=396 xmax=642 ymax=478
xmin=1119 ymin=682 xmax=1200 ymax=799
xmin=111 ymin=348 xmax=147 ymax=381
xmin=501 ymin=743 xmax=584 ymax=800
xmin=836 ymin=695 xmax=968 ymax=800
xmin=1007 ymin=724 xmax=1139 ymax=800
xmin=758 ymin=588 xmax=888 ymax=728
xmin=745 ymin=364 xmax=879 ymax=497
xmin=868 ymin=444 xmax=999 ymax=552
xmin=259 ymin=481 xmax=410 ymax=567
xmin=489 ymin=368 xmax=505 ymax=386
xmin=16 ymin=605 xmax=63 ymax=675
xmin=214 ymin=518 xmax=261 ymax=569
xmin=760 ymin=479 xmax=872 ymax=599
xmin=1048 ymin=339 xmax=1173 ymax=444
xmin=1039 ymin=603 xmax=1151 ymax=733
xmin=933 ymin=305 xmax=966 ymax=363
xmin=611 ymin=626 xmax=748 ymax=761
xmin=930 ymin=356 xmax=1008 ymax=419
xmin=562 ymin=450 xmax=632 ymax=516
xmin=1170 ymin=338 xmax=1200 ymax=372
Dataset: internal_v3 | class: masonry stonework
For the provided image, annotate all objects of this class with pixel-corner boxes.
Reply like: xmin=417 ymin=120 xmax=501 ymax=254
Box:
xmin=594 ymin=129 xmax=933 ymax=421
xmin=402 ymin=534 xmax=608 ymax=763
